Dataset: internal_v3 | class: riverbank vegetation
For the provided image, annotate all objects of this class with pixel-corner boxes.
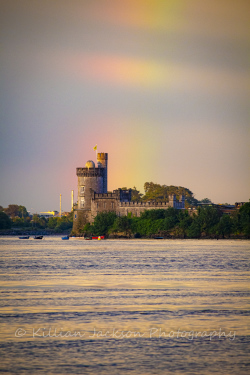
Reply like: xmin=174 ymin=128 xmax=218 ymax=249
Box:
xmin=0 ymin=205 xmax=73 ymax=234
xmin=76 ymin=203 xmax=250 ymax=239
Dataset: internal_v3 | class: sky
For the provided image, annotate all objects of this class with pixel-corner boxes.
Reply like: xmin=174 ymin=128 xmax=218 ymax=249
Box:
xmin=0 ymin=0 xmax=249 ymax=213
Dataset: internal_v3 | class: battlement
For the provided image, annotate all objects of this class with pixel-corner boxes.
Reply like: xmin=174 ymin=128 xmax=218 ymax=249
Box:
xmin=97 ymin=152 xmax=108 ymax=160
xmin=119 ymin=201 xmax=170 ymax=207
xmin=76 ymin=167 xmax=105 ymax=177
xmin=92 ymin=191 xmax=118 ymax=199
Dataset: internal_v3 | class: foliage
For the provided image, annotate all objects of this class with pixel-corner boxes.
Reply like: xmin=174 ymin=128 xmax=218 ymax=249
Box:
xmin=4 ymin=204 xmax=29 ymax=218
xmin=111 ymin=216 xmax=131 ymax=235
xmin=216 ymin=215 xmax=233 ymax=238
xmin=199 ymin=198 xmax=213 ymax=204
xmin=0 ymin=211 xmax=12 ymax=229
xmin=131 ymin=187 xmax=143 ymax=201
xmin=143 ymin=182 xmax=193 ymax=203
xmin=77 ymin=202 xmax=250 ymax=238
xmin=92 ymin=211 xmax=117 ymax=235
xmin=197 ymin=206 xmax=221 ymax=236
xmin=239 ymin=202 xmax=250 ymax=237
xmin=12 ymin=217 xmax=31 ymax=228
xmin=187 ymin=218 xmax=201 ymax=238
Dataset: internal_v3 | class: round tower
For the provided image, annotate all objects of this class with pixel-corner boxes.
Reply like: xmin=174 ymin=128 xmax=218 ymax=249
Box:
xmin=97 ymin=152 xmax=108 ymax=193
xmin=77 ymin=160 xmax=104 ymax=210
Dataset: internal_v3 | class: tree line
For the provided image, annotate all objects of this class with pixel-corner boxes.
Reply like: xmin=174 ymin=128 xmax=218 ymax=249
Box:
xmin=0 ymin=205 xmax=73 ymax=232
xmin=76 ymin=203 xmax=250 ymax=239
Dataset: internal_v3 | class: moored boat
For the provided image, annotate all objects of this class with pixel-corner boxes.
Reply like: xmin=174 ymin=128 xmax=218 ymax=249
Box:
xmin=34 ymin=236 xmax=43 ymax=239
xmin=92 ymin=236 xmax=105 ymax=240
xmin=62 ymin=236 xmax=69 ymax=240
xmin=19 ymin=236 xmax=30 ymax=239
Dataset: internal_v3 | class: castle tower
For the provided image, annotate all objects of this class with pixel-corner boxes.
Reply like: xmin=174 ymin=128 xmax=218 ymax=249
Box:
xmin=97 ymin=152 xmax=108 ymax=193
xmin=73 ymin=154 xmax=108 ymax=233
xmin=168 ymin=194 xmax=176 ymax=208
xmin=76 ymin=160 xmax=104 ymax=210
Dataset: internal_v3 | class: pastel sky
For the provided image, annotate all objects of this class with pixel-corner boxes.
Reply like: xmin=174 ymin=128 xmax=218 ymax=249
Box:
xmin=0 ymin=0 xmax=249 ymax=213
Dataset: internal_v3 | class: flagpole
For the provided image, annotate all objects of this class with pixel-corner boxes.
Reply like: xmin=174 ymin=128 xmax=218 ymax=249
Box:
xmin=93 ymin=145 xmax=97 ymax=164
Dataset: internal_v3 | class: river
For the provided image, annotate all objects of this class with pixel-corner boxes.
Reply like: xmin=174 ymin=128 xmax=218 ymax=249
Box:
xmin=0 ymin=237 xmax=249 ymax=374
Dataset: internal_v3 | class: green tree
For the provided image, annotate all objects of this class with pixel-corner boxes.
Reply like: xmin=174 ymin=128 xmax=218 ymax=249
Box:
xmin=4 ymin=204 xmax=20 ymax=218
xmin=4 ymin=204 xmax=29 ymax=218
xmin=143 ymin=182 xmax=194 ymax=205
xmin=131 ymin=187 xmax=143 ymax=201
xmin=18 ymin=205 xmax=29 ymax=218
xmin=47 ymin=217 xmax=57 ymax=229
xmin=199 ymin=198 xmax=212 ymax=204
xmin=187 ymin=218 xmax=201 ymax=238
xmin=239 ymin=202 xmax=250 ymax=237
xmin=55 ymin=216 xmax=73 ymax=232
xmin=197 ymin=206 xmax=221 ymax=236
xmin=178 ymin=211 xmax=193 ymax=237
xmin=0 ymin=211 xmax=12 ymax=229
xmin=92 ymin=212 xmax=117 ymax=235
xmin=112 ymin=216 xmax=131 ymax=236
xmin=217 ymin=215 xmax=233 ymax=238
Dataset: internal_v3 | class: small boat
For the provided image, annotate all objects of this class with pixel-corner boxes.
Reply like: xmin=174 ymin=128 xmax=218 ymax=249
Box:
xmin=62 ymin=236 xmax=69 ymax=240
xmin=34 ymin=235 xmax=43 ymax=239
xmin=84 ymin=237 xmax=92 ymax=240
xmin=92 ymin=236 xmax=105 ymax=240
xmin=154 ymin=237 xmax=164 ymax=239
xmin=19 ymin=236 xmax=30 ymax=239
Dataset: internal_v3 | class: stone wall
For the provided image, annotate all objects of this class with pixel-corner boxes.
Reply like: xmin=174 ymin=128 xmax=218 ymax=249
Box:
xmin=117 ymin=201 xmax=171 ymax=217
xmin=72 ymin=209 xmax=92 ymax=233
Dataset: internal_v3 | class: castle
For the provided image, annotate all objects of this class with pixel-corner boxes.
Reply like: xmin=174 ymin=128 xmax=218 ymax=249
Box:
xmin=73 ymin=152 xmax=185 ymax=232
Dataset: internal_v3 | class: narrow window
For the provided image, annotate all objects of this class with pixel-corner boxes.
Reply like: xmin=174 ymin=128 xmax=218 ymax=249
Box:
xmin=80 ymin=198 xmax=85 ymax=208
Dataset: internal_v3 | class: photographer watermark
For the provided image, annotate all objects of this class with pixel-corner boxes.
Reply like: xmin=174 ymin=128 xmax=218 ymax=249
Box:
xmin=15 ymin=327 xmax=236 ymax=340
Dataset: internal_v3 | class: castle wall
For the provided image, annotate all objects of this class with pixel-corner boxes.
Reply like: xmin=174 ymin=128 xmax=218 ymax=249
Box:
xmin=88 ymin=197 xmax=185 ymax=221
xmin=117 ymin=201 xmax=171 ymax=217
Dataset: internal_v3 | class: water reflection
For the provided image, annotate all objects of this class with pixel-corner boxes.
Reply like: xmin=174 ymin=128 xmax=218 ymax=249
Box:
xmin=0 ymin=238 xmax=249 ymax=374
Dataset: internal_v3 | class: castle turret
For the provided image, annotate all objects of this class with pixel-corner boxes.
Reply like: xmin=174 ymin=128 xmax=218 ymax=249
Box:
xmin=97 ymin=152 xmax=108 ymax=193
xmin=76 ymin=160 xmax=104 ymax=210
xmin=168 ymin=194 xmax=176 ymax=208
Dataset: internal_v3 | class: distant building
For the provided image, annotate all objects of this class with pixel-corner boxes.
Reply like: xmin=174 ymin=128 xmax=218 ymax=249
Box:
xmin=235 ymin=202 xmax=248 ymax=209
xmin=39 ymin=211 xmax=59 ymax=218
xmin=73 ymin=152 xmax=185 ymax=232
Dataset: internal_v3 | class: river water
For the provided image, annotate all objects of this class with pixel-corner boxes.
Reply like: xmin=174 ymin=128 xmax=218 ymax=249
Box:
xmin=0 ymin=237 xmax=249 ymax=374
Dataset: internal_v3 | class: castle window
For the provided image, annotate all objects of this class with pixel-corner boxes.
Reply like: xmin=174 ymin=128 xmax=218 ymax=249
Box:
xmin=80 ymin=186 xmax=85 ymax=194
xmin=80 ymin=198 xmax=85 ymax=208
xmin=111 ymin=202 xmax=114 ymax=209
xmin=104 ymin=202 xmax=106 ymax=209
xmin=97 ymin=203 xmax=99 ymax=209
